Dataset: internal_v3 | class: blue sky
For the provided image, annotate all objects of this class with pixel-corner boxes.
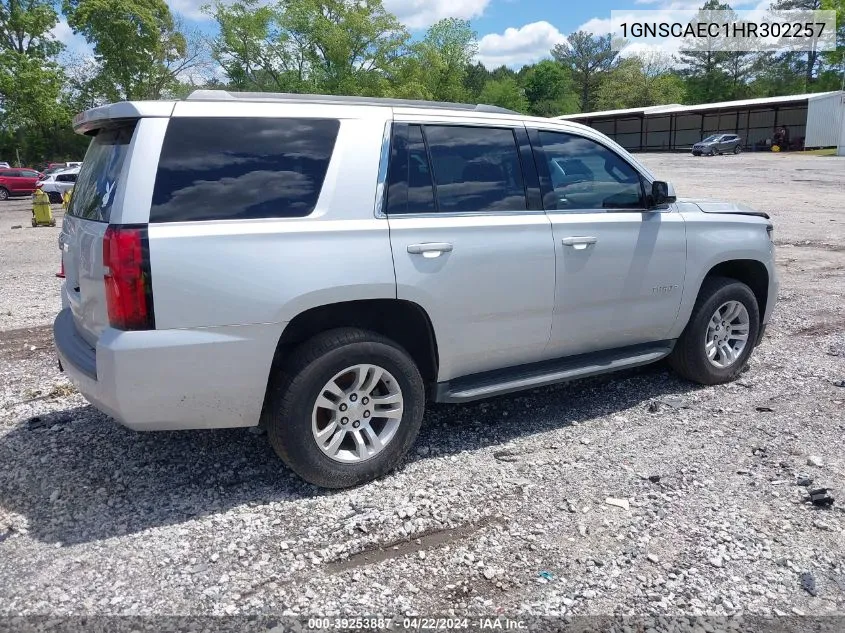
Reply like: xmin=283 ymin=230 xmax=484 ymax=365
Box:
xmin=52 ymin=0 xmax=774 ymax=70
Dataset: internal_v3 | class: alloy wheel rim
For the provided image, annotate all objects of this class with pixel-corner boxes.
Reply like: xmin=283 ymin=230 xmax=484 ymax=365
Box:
xmin=704 ymin=300 xmax=750 ymax=369
xmin=311 ymin=364 xmax=403 ymax=463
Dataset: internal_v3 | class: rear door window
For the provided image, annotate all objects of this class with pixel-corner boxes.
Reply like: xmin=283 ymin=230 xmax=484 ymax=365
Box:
xmin=424 ymin=125 xmax=527 ymax=213
xmin=68 ymin=124 xmax=136 ymax=222
xmin=150 ymin=117 xmax=340 ymax=223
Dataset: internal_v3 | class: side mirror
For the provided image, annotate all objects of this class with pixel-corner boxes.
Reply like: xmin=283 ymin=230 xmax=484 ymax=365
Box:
xmin=650 ymin=180 xmax=676 ymax=208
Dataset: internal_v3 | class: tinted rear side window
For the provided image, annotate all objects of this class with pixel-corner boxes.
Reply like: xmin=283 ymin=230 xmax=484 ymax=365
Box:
xmin=68 ymin=123 xmax=136 ymax=222
xmin=425 ymin=125 xmax=526 ymax=213
xmin=150 ymin=117 xmax=339 ymax=223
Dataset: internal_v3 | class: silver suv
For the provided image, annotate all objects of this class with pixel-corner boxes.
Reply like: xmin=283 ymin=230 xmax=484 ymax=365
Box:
xmin=54 ymin=91 xmax=778 ymax=488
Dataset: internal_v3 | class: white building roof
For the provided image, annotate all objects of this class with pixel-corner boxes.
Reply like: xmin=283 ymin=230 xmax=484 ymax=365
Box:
xmin=555 ymin=91 xmax=843 ymax=120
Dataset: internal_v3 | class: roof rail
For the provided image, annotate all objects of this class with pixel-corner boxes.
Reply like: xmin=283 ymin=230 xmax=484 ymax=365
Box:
xmin=186 ymin=90 xmax=519 ymax=115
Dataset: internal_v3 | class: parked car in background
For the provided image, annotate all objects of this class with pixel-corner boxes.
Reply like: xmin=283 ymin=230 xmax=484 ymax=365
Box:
xmin=37 ymin=166 xmax=80 ymax=203
xmin=41 ymin=166 xmax=67 ymax=177
xmin=692 ymin=134 xmax=743 ymax=156
xmin=55 ymin=92 xmax=778 ymax=488
xmin=0 ymin=162 xmax=10 ymax=169
xmin=0 ymin=167 xmax=43 ymax=200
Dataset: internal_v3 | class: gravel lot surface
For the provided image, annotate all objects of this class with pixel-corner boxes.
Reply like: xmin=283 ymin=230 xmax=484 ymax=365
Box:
xmin=0 ymin=153 xmax=843 ymax=620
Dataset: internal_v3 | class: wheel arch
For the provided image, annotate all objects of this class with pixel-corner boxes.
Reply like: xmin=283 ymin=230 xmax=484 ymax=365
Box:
xmin=268 ymin=299 xmax=439 ymax=387
xmin=702 ymin=259 xmax=769 ymax=323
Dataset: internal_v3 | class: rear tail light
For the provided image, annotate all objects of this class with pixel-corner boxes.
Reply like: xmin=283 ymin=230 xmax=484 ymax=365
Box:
xmin=56 ymin=259 xmax=65 ymax=278
xmin=103 ymin=225 xmax=155 ymax=330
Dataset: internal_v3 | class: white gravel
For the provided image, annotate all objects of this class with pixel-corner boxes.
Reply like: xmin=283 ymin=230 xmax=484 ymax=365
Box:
xmin=0 ymin=153 xmax=843 ymax=619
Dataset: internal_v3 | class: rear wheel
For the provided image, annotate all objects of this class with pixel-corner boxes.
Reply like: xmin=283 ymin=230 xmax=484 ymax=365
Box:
xmin=733 ymin=145 xmax=742 ymax=154
xmin=669 ymin=277 xmax=760 ymax=385
xmin=47 ymin=191 xmax=62 ymax=204
xmin=264 ymin=328 xmax=425 ymax=488
xmin=0 ymin=187 xmax=8 ymax=201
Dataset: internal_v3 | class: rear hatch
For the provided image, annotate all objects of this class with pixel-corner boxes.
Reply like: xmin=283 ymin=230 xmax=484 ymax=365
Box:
xmin=61 ymin=124 xmax=136 ymax=347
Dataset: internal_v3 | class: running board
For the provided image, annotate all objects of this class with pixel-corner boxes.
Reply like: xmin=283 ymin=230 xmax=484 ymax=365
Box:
xmin=434 ymin=341 xmax=675 ymax=403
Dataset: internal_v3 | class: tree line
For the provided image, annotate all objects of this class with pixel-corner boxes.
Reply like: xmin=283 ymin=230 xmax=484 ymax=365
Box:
xmin=1 ymin=0 xmax=843 ymax=165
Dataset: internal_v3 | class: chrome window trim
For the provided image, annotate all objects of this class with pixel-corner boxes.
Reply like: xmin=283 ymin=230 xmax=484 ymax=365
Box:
xmin=374 ymin=120 xmax=392 ymax=218
xmin=385 ymin=209 xmax=547 ymax=220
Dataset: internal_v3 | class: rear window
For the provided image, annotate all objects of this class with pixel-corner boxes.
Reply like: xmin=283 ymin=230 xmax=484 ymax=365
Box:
xmin=68 ymin=124 xmax=136 ymax=222
xmin=150 ymin=117 xmax=340 ymax=223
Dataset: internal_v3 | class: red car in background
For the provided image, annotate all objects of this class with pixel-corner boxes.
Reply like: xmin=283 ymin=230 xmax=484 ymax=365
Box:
xmin=0 ymin=167 xmax=43 ymax=200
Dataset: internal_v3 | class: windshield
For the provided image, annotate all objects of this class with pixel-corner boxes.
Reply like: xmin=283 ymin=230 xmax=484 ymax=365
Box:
xmin=702 ymin=135 xmax=722 ymax=143
xmin=67 ymin=123 xmax=136 ymax=222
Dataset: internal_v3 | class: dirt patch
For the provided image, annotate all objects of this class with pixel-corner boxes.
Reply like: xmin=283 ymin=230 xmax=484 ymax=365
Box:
xmin=793 ymin=317 xmax=845 ymax=337
xmin=326 ymin=515 xmax=501 ymax=574
xmin=776 ymin=240 xmax=845 ymax=253
xmin=0 ymin=324 xmax=54 ymax=361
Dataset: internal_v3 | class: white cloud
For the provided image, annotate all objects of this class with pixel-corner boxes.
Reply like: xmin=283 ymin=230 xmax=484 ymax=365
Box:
xmin=477 ymin=21 xmax=566 ymax=69
xmin=166 ymin=0 xmax=490 ymax=29
xmin=383 ymin=0 xmax=491 ymax=30
xmin=634 ymin=0 xmax=763 ymax=6
xmin=50 ymin=20 xmax=75 ymax=44
xmin=578 ymin=18 xmax=613 ymax=36
xmin=168 ymin=0 xmax=208 ymax=21
xmin=50 ymin=20 xmax=94 ymax=57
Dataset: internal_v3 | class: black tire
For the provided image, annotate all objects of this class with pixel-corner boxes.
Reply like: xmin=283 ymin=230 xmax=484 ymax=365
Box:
xmin=48 ymin=192 xmax=62 ymax=204
xmin=264 ymin=327 xmax=425 ymax=488
xmin=668 ymin=276 xmax=760 ymax=385
xmin=0 ymin=187 xmax=8 ymax=201
xmin=708 ymin=148 xmax=715 ymax=156
xmin=733 ymin=145 xmax=742 ymax=154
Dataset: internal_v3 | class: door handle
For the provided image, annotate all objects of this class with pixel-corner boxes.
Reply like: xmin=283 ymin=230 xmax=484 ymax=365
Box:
xmin=407 ymin=242 xmax=453 ymax=258
xmin=561 ymin=236 xmax=598 ymax=250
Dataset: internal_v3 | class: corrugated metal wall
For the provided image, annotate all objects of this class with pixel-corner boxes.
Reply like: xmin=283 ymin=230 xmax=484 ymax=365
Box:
xmin=805 ymin=92 xmax=845 ymax=148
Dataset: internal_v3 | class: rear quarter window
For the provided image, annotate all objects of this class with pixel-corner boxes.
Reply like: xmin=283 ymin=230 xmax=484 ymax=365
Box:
xmin=150 ymin=117 xmax=340 ymax=223
xmin=68 ymin=124 xmax=136 ymax=222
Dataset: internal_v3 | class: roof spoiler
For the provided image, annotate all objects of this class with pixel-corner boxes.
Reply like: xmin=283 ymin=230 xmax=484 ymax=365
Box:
xmin=73 ymin=101 xmax=176 ymax=134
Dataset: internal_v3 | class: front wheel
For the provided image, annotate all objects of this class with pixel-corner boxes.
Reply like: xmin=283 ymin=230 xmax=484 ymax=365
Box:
xmin=669 ymin=277 xmax=760 ymax=385
xmin=264 ymin=328 xmax=425 ymax=488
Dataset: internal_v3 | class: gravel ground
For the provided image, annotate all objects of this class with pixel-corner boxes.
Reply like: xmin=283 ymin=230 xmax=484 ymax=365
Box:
xmin=0 ymin=153 xmax=843 ymax=620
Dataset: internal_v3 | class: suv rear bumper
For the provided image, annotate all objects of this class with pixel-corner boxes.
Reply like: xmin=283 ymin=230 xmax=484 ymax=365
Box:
xmin=54 ymin=308 xmax=282 ymax=431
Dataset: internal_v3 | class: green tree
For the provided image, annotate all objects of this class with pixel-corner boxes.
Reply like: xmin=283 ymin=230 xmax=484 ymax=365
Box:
xmin=0 ymin=0 xmax=85 ymax=164
xmin=411 ymin=18 xmax=477 ymax=102
xmin=489 ymin=64 xmax=517 ymax=81
xmin=207 ymin=0 xmax=410 ymax=96
xmin=522 ymin=59 xmax=578 ymax=116
xmin=65 ymin=0 xmax=198 ymax=100
xmin=385 ymin=18 xmax=476 ymax=101
xmin=206 ymin=0 xmax=299 ymax=92
xmin=819 ymin=0 xmax=844 ymax=89
xmin=596 ymin=53 xmax=685 ymax=110
xmin=678 ymin=0 xmax=733 ymax=103
xmin=1 ymin=0 xmax=62 ymax=56
xmin=552 ymin=31 xmax=620 ymax=111
xmin=478 ymin=77 xmax=528 ymax=112
xmin=462 ymin=61 xmax=490 ymax=100
xmin=770 ymin=0 xmax=825 ymax=88
xmin=280 ymin=0 xmax=409 ymax=96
